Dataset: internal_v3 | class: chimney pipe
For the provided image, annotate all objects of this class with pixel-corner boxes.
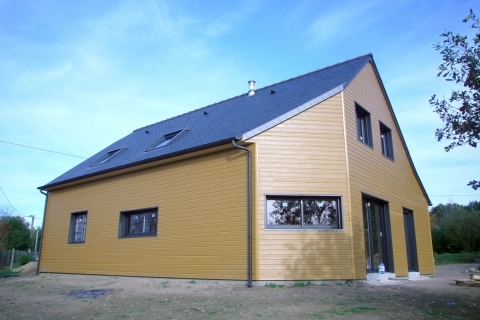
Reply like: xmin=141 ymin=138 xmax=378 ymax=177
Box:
xmin=247 ymin=80 xmax=256 ymax=96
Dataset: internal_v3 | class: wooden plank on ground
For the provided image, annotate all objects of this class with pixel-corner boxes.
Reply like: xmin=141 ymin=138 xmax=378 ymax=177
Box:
xmin=455 ymin=279 xmax=480 ymax=287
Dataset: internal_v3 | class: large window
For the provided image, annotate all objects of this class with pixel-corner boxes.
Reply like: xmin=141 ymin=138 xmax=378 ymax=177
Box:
xmin=356 ymin=104 xmax=373 ymax=147
xmin=69 ymin=211 xmax=87 ymax=244
xmin=266 ymin=196 xmax=342 ymax=229
xmin=119 ymin=207 xmax=158 ymax=238
xmin=380 ymin=122 xmax=394 ymax=160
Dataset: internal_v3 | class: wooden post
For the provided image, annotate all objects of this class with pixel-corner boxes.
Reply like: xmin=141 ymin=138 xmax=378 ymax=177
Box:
xmin=10 ymin=248 xmax=15 ymax=270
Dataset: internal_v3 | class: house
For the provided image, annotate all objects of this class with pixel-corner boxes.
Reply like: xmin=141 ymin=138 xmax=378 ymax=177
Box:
xmin=38 ymin=54 xmax=434 ymax=284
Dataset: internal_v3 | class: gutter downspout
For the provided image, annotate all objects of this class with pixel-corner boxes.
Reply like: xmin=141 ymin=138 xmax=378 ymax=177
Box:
xmin=232 ymin=140 xmax=253 ymax=287
xmin=37 ymin=190 xmax=48 ymax=276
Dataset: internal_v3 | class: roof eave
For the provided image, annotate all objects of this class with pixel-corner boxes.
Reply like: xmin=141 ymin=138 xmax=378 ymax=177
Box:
xmin=38 ymin=137 xmax=239 ymax=191
xmin=367 ymin=59 xmax=432 ymax=206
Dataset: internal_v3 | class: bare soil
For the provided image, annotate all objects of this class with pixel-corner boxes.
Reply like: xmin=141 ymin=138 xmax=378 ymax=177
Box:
xmin=1 ymin=263 xmax=479 ymax=319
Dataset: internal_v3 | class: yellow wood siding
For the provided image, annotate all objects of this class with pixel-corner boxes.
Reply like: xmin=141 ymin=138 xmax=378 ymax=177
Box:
xmin=40 ymin=147 xmax=252 ymax=280
xmin=248 ymin=94 xmax=353 ymax=280
xmin=343 ymin=63 xmax=434 ymax=278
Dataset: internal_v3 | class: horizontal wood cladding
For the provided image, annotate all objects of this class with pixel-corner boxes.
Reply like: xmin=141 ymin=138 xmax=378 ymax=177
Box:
xmin=344 ymin=63 xmax=434 ymax=278
xmin=40 ymin=147 xmax=252 ymax=280
xmin=248 ymin=94 xmax=353 ymax=280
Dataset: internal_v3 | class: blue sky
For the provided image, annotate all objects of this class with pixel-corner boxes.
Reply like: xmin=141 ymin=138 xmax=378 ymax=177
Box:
xmin=0 ymin=0 xmax=479 ymax=227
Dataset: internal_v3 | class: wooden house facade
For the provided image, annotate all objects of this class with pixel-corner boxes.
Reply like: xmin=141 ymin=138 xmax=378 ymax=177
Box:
xmin=38 ymin=54 xmax=434 ymax=283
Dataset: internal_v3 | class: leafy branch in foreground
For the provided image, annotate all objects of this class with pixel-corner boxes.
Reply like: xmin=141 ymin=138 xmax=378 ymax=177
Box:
xmin=430 ymin=9 xmax=480 ymax=189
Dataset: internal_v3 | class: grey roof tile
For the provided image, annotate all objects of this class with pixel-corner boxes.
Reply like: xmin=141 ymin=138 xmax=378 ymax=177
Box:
xmin=40 ymin=54 xmax=373 ymax=189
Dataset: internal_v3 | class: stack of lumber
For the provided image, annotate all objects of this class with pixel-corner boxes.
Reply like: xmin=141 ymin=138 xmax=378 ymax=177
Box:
xmin=455 ymin=274 xmax=480 ymax=287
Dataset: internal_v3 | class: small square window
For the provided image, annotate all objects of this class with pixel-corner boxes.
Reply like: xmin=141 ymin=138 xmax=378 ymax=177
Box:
xmin=146 ymin=129 xmax=186 ymax=151
xmin=266 ymin=196 xmax=342 ymax=229
xmin=380 ymin=122 xmax=394 ymax=160
xmin=69 ymin=211 xmax=87 ymax=244
xmin=119 ymin=208 xmax=158 ymax=238
xmin=90 ymin=148 xmax=123 ymax=167
xmin=356 ymin=104 xmax=373 ymax=147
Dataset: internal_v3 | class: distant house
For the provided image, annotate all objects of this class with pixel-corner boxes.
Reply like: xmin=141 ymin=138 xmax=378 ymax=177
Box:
xmin=38 ymin=54 xmax=434 ymax=284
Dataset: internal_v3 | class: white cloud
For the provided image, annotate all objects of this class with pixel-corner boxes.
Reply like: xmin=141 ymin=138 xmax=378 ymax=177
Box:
xmin=307 ymin=0 xmax=384 ymax=44
xmin=13 ymin=63 xmax=71 ymax=92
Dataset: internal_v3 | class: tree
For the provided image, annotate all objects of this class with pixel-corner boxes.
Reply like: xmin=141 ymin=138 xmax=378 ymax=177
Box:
xmin=430 ymin=202 xmax=480 ymax=253
xmin=0 ymin=215 xmax=31 ymax=250
xmin=429 ymin=9 xmax=480 ymax=190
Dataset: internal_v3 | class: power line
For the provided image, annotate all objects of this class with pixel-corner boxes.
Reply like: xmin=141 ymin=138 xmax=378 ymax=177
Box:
xmin=0 ymin=140 xmax=87 ymax=159
xmin=0 ymin=186 xmax=21 ymax=214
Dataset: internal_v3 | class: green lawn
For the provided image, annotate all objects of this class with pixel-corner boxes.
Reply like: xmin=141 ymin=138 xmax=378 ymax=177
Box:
xmin=434 ymin=252 xmax=479 ymax=265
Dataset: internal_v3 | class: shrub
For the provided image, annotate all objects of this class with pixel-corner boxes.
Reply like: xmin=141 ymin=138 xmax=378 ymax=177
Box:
xmin=19 ymin=253 xmax=33 ymax=266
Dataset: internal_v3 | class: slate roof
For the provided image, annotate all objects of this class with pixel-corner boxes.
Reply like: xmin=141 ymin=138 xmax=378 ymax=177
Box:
xmin=40 ymin=54 xmax=375 ymax=190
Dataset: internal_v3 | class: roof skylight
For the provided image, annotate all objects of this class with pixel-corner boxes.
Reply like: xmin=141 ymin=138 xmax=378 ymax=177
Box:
xmin=90 ymin=148 xmax=123 ymax=167
xmin=145 ymin=129 xmax=186 ymax=151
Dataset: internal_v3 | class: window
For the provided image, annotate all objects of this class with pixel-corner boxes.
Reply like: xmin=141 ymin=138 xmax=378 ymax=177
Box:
xmin=90 ymin=148 xmax=123 ymax=167
xmin=380 ymin=122 xmax=394 ymax=160
xmin=119 ymin=208 xmax=158 ymax=238
xmin=146 ymin=129 xmax=186 ymax=151
xmin=266 ymin=196 xmax=342 ymax=229
xmin=69 ymin=211 xmax=87 ymax=243
xmin=356 ymin=104 xmax=373 ymax=147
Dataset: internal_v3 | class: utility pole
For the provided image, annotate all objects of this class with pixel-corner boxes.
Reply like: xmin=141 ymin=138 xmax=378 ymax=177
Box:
xmin=27 ymin=215 xmax=34 ymax=253
xmin=27 ymin=215 xmax=34 ymax=230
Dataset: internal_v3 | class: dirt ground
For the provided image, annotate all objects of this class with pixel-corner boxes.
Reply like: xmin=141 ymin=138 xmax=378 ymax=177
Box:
xmin=1 ymin=263 xmax=479 ymax=320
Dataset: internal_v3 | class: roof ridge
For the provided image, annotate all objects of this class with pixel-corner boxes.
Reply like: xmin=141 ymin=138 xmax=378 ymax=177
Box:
xmin=133 ymin=53 xmax=373 ymax=132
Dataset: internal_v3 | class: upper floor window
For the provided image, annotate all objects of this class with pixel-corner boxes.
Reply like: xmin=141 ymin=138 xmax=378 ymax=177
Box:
xmin=380 ymin=122 xmax=394 ymax=160
xmin=90 ymin=148 xmax=124 ymax=167
xmin=266 ymin=196 xmax=342 ymax=229
xmin=146 ymin=128 xmax=187 ymax=151
xmin=119 ymin=207 xmax=158 ymax=238
xmin=356 ymin=104 xmax=373 ymax=147
xmin=69 ymin=211 xmax=87 ymax=244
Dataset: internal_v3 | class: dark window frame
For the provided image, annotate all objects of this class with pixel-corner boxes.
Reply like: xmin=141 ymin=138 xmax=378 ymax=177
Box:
xmin=355 ymin=104 xmax=373 ymax=148
xmin=380 ymin=122 xmax=394 ymax=160
xmin=68 ymin=211 xmax=87 ymax=244
xmin=265 ymin=195 xmax=343 ymax=230
xmin=118 ymin=207 xmax=158 ymax=238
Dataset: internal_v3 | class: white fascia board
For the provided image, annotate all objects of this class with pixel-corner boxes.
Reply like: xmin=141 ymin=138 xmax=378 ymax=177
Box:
xmin=240 ymin=83 xmax=345 ymax=141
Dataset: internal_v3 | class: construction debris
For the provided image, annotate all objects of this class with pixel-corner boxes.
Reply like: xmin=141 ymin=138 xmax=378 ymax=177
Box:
xmin=455 ymin=273 xmax=480 ymax=287
xmin=64 ymin=289 xmax=113 ymax=299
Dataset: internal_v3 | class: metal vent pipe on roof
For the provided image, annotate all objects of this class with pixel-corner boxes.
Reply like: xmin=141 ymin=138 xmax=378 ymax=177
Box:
xmin=247 ymin=80 xmax=256 ymax=96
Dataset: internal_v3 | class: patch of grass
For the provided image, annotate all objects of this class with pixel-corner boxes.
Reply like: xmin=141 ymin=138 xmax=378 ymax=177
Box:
xmin=0 ymin=268 xmax=19 ymax=276
xmin=188 ymin=280 xmax=197 ymax=284
xmin=264 ymin=282 xmax=285 ymax=288
xmin=320 ymin=283 xmax=329 ymax=286
xmin=313 ymin=312 xmax=326 ymax=319
xmin=427 ymin=310 xmax=451 ymax=317
xmin=161 ymin=281 xmax=170 ymax=288
xmin=434 ymin=252 xmax=478 ymax=265
xmin=332 ymin=306 xmax=379 ymax=315
xmin=293 ymin=281 xmax=312 ymax=287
